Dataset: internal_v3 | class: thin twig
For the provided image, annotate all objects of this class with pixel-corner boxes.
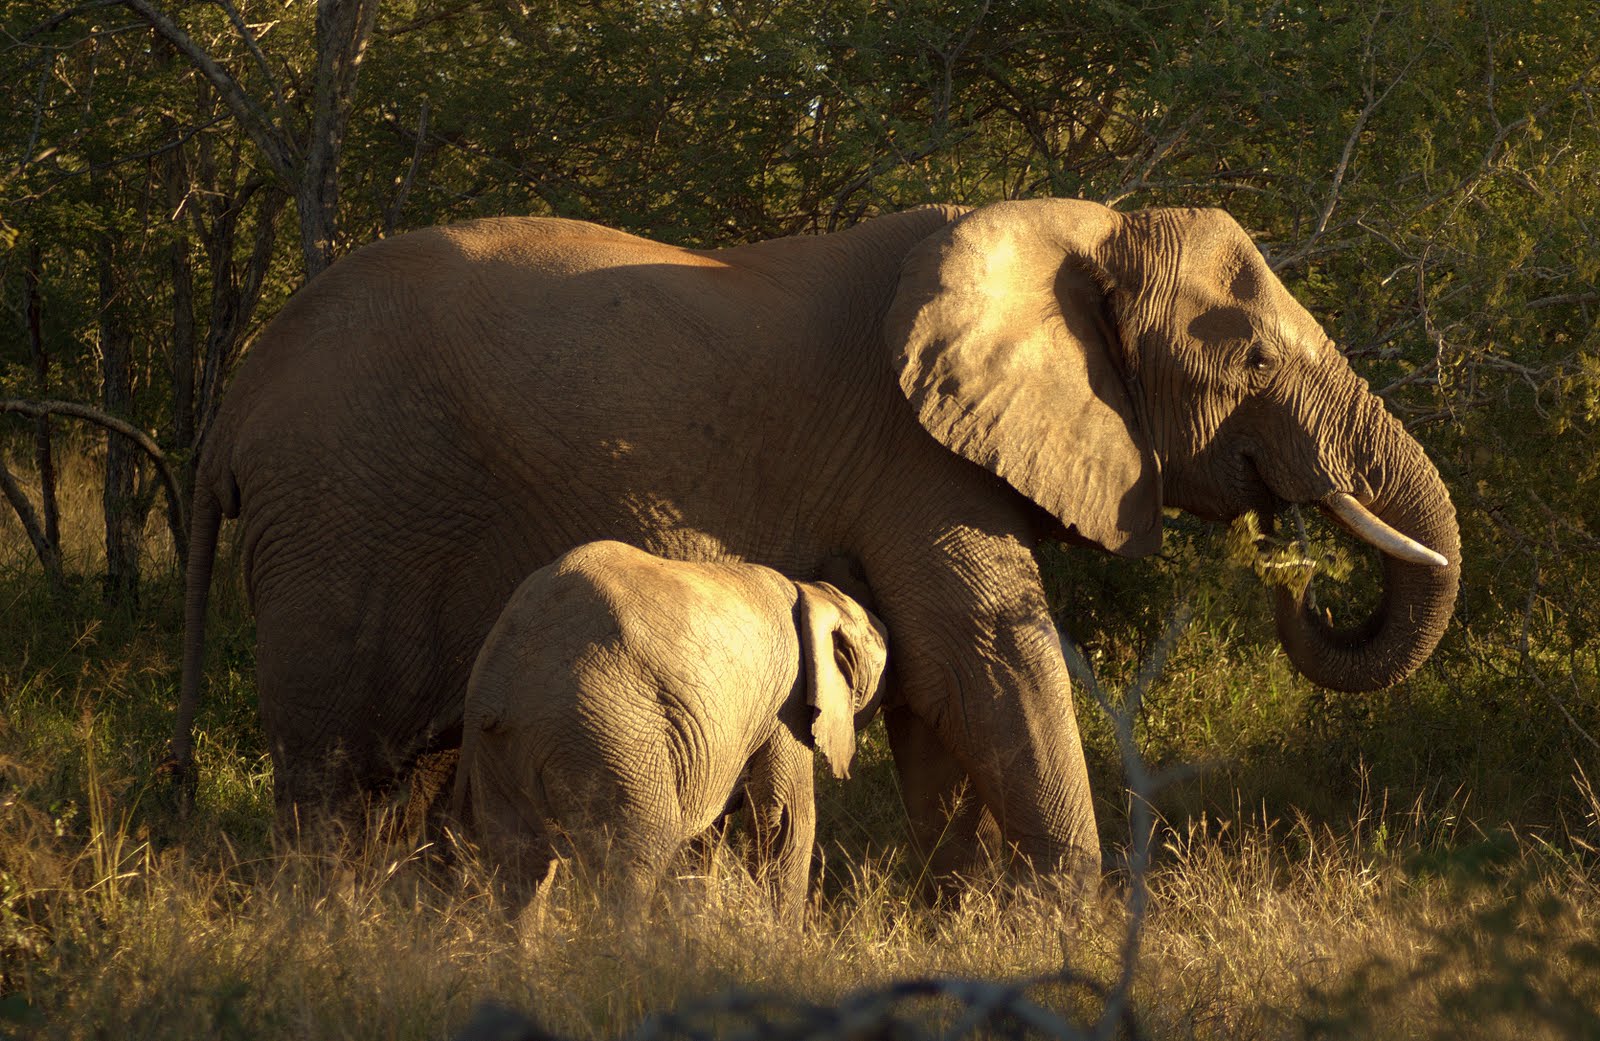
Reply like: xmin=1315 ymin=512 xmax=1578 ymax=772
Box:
xmin=383 ymin=98 xmax=430 ymax=236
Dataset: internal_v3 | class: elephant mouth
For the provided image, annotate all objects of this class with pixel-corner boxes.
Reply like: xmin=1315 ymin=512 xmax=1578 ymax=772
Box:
xmin=1241 ymin=457 xmax=1447 ymax=567
xmin=1259 ymin=488 xmax=1449 ymax=568
xmin=1239 ymin=453 xmax=1287 ymax=525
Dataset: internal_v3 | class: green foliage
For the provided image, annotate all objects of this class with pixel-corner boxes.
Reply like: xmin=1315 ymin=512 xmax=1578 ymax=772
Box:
xmin=1 ymin=2 xmax=1599 ymax=1033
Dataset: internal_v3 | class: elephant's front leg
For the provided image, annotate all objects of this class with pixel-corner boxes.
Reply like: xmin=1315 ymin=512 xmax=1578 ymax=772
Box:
xmin=743 ymin=727 xmax=816 ymax=921
xmin=883 ymin=704 xmax=1004 ymax=889
xmin=861 ymin=519 xmax=1100 ymax=883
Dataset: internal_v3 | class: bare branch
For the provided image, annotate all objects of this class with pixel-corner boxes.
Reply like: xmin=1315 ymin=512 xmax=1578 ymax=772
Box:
xmin=213 ymin=0 xmax=295 ymax=145
xmin=1061 ymin=596 xmax=1194 ymax=1041
xmin=1101 ymin=113 xmax=1200 ymax=207
xmin=15 ymin=0 xmax=122 ymax=44
xmin=118 ymin=0 xmax=296 ymax=183
xmin=1527 ymin=292 xmax=1600 ymax=311
xmin=1273 ymin=10 xmax=1428 ymax=271
xmin=383 ymin=98 xmax=430 ymax=237
xmin=1 ymin=399 xmax=187 ymax=554
xmin=0 ymin=456 xmax=64 ymax=587
xmin=1376 ymin=358 xmax=1440 ymax=398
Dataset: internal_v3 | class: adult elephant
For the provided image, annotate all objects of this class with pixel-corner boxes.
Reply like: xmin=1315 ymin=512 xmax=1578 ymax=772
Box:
xmin=172 ymin=199 xmax=1459 ymax=876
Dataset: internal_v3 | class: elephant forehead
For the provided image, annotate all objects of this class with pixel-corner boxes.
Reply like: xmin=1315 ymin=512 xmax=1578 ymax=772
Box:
xmin=1174 ymin=254 xmax=1330 ymax=361
xmin=1267 ymin=295 xmax=1332 ymax=360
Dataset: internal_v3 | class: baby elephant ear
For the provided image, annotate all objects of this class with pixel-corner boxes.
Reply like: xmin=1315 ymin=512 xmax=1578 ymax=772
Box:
xmin=884 ymin=199 xmax=1162 ymax=557
xmin=797 ymin=583 xmax=888 ymax=780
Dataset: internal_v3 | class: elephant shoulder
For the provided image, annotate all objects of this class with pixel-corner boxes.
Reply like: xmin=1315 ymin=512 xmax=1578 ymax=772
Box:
xmin=551 ymin=541 xmax=660 ymax=593
xmin=492 ymin=543 xmax=650 ymax=651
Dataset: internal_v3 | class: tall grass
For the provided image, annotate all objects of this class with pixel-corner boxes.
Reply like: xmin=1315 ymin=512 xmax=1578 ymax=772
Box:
xmin=2 ymin=449 xmax=1598 ymax=1039
xmin=6 ymin=762 xmax=1595 ymax=1039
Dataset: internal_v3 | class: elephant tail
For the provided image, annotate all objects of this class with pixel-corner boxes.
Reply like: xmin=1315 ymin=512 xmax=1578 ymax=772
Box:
xmin=165 ymin=487 xmax=224 ymax=811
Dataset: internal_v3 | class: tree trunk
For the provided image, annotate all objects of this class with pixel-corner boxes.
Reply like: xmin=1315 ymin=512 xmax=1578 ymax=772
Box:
xmin=97 ymin=235 xmax=143 ymax=607
xmin=297 ymin=0 xmax=381 ymax=278
xmin=23 ymin=244 xmax=61 ymax=555
xmin=165 ymin=132 xmax=198 ymax=562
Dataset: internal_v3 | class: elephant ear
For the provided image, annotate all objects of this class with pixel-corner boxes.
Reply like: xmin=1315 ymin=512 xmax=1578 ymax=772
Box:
xmin=884 ymin=199 xmax=1162 ymax=556
xmin=797 ymin=582 xmax=886 ymax=780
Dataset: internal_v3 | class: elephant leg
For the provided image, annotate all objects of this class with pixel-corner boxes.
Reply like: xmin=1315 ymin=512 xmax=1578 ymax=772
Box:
xmin=883 ymin=704 xmax=1003 ymax=895
xmin=253 ymin=588 xmax=403 ymax=823
xmin=744 ymin=728 xmax=816 ymax=921
xmin=400 ymin=747 xmax=460 ymax=847
xmin=684 ymin=779 xmax=744 ymax=871
xmin=250 ymin=534 xmax=496 ymax=828
xmin=465 ymin=738 xmax=560 ymax=899
xmin=858 ymin=505 xmax=1100 ymax=882
xmin=543 ymin=749 xmax=683 ymax=921
xmin=575 ymin=819 xmax=678 ymax=924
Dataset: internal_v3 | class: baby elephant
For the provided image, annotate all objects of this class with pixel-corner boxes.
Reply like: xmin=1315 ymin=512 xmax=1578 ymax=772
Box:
xmin=452 ymin=540 xmax=888 ymax=918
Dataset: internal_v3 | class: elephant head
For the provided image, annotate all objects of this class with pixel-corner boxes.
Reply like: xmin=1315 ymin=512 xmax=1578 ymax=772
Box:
xmin=887 ymin=199 xmax=1458 ymax=692
xmin=797 ymin=581 xmax=889 ymax=779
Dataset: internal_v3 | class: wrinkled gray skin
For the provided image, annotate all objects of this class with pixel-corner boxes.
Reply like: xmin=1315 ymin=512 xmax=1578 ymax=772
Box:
xmin=175 ymin=199 xmax=1460 ymax=880
xmin=451 ymin=541 xmax=888 ymax=918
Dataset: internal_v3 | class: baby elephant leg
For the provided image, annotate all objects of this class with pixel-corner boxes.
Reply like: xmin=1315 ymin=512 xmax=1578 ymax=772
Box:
xmin=462 ymin=738 xmax=560 ymax=903
xmin=744 ymin=728 xmax=817 ymax=921
xmin=593 ymin=818 xmax=681 ymax=920
xmin=548 ymin=751 xmax=684 ymax=922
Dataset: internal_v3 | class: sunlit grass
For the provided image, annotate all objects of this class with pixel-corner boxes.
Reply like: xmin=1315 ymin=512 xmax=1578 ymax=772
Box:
xmin=5 ymin=746 xmax=1597 ymax=1040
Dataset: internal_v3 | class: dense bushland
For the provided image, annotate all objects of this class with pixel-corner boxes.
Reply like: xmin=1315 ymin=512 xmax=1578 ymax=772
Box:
xmin=1 ymin=1 xmax=1597 ymax=1036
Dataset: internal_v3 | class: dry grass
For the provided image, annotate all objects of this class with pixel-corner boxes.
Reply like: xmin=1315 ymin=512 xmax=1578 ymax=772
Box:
xmin=5 ymin=771 xmax=1598 ymax=1040
xmin=2 ymin=450 xmax=1598 ymax=1039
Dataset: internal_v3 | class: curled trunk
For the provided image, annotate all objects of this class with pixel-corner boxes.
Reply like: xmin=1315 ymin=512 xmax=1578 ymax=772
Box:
xmin=1274 ymin=407 xmax=1461 ymax=692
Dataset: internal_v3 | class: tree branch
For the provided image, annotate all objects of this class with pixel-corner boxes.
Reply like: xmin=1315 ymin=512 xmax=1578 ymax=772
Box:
xmin=1 ymin=399 xmax=187 ymax=556
xmin=118 ymin=0 xmax=297 ymax=183
xmin=16 ymin=0 xmax=122 ymax=44
xmin=0 ymin=455 xmax=65 ymax=589
xmin=383 ymin=98 xmax=429 ymax=236
xmin=213 ymin=0 xmax=296 ymax=147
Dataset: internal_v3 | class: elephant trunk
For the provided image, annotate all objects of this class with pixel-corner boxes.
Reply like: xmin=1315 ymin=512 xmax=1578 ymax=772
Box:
xmin=1274 ymin=402 xmax=1461 ymax=692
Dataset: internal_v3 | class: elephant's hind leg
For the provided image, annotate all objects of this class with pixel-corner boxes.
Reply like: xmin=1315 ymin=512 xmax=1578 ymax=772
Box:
xmin=744 ymin=727 xmax=817 ymax=921
xmin=546 ymin=748 xmax=685 ymax=922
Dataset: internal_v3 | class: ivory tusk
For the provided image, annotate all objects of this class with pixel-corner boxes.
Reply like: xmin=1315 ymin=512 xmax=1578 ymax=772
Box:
xmin=1321 ymin=492 xmax=1451 ymax=567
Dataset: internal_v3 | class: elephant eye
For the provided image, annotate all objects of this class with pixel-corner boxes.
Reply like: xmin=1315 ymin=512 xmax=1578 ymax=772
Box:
xmin=1245 ymin=344 xmax=1273 ymax=371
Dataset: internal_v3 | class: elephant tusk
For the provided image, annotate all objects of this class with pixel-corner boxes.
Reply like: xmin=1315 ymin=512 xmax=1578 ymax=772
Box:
xmin=1321 ymin=492 xmax=1451 ymax=567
